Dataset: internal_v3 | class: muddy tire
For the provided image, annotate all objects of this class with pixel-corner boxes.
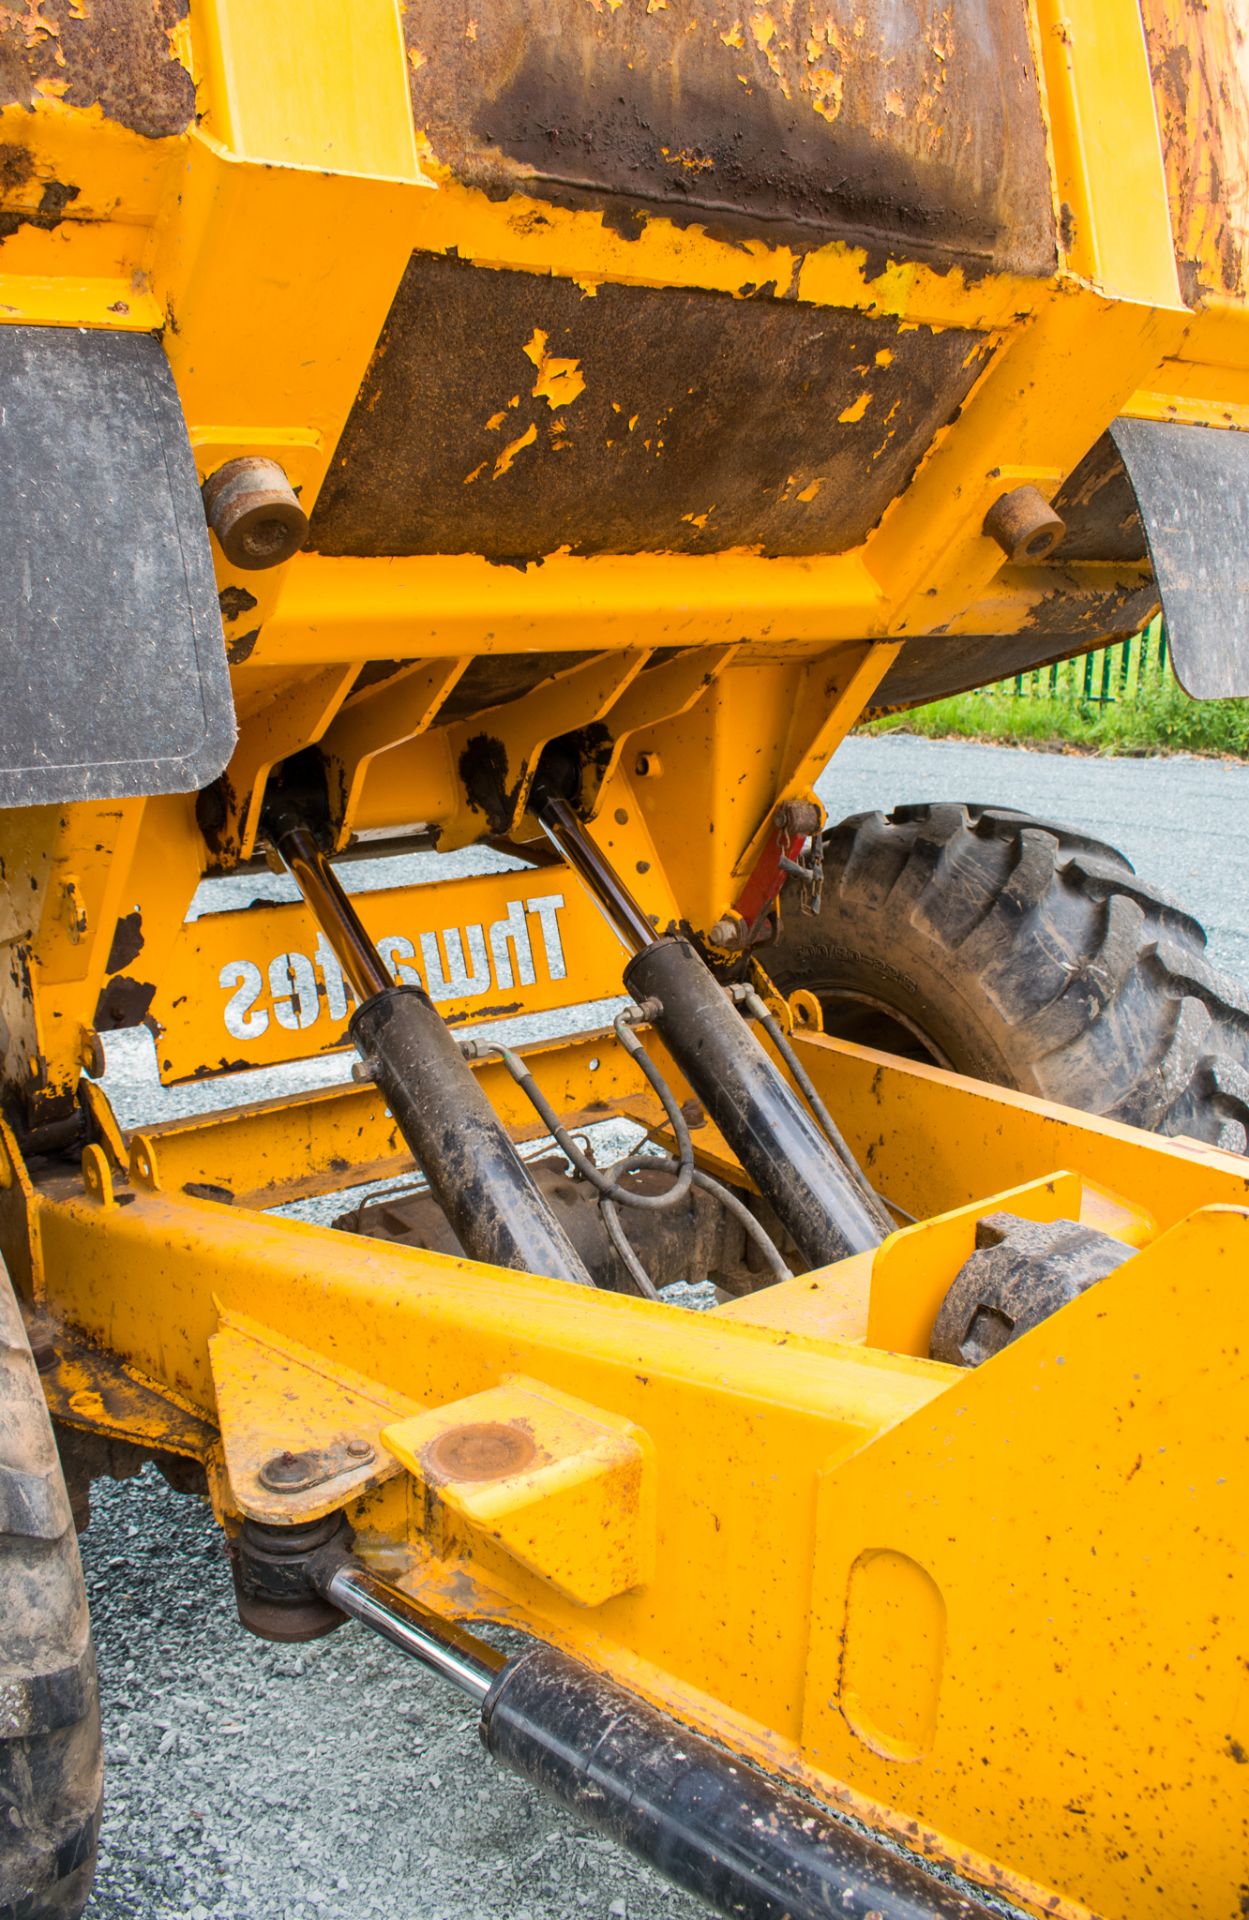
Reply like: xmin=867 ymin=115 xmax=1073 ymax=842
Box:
xmin=0 ymin=1266 xmax=101 ymax=1920
xmin=768 ymin=802 xmax=1249 ymax=1151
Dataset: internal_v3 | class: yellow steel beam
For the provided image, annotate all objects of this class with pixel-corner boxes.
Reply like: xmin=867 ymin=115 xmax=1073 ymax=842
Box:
xmin=325 ymin=658 xmax=471 ymax=848
xmin=217 ymin=664 xmax=360 ymax=861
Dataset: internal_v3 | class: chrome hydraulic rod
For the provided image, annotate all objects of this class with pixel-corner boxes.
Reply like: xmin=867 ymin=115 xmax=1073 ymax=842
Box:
xmin=270 ymin=816 xmax=393 ymax=1000
xmin=532 ymin=787 xmax=886 ymax=1266
xmin=536 ymin=789 xmax=659 ymax=952
xmin=321 ymin=1562 xmax=504 ymax=1704
xmin=310 ymin=1553 xmax=999 ymax=1920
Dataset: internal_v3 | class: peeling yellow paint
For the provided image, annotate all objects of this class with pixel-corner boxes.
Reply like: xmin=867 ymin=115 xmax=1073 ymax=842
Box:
xmin=660 ymin=146 xmax=714 ymax=173
xmin=485 ymin=411 xmax=507 ymax=431
xmin=524 ymin=328 xmax=587 ymax=409
xmin=681 ymin=509 xmax=712 ymax=530
xmin=795 ymin=479 xmax=823 ymax=503
xmin=407 ymin=47 xmax=426 ymax=72
xmin=628 ymin=415 xmax=639 ymax=432
xmin=17 ymin=1 xmax=60 ymax=47
xmin=750 ymin=11 xmax=775 ymax=51
xmin=463 ymin=461 xmax=487 ymax=486
xmin=875 ymin=348 xmax=895 ymax=367
xmin=838 ymin=392 xmax=873 ymax=424
xmin=493 ymin=422 xmax=538 ymax=478
xmin=721 ymin=21 xmax=744 ymax=47
xmin=809 ymin=68 xmax=843 ymax=122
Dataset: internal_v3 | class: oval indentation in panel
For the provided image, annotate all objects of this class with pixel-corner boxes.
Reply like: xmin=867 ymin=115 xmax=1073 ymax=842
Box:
xmin=841 ymin=1547 xmax=945 ymax=1762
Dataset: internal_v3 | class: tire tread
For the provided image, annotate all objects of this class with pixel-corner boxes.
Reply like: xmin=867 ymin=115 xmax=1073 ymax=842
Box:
xmin=771 ymin=801 xmax=1249 ymax=1150
xmin=0 ymin=1268 xmax=100 ymax=1920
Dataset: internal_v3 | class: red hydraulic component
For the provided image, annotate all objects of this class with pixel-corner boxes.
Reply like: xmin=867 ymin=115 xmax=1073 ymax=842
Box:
xmin=723 ymin=800 xmax=823 ymax=948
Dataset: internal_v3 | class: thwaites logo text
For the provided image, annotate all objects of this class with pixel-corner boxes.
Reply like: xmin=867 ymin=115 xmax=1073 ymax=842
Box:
xmin=218 ymin=894 xmax=568 ymax=1040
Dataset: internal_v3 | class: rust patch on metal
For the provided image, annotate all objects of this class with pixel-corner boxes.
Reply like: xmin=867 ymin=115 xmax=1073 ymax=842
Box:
xmin=183 ymin=1180 xmax=234 ymax=1203
xmin=0 ymin=0 xmax=194 ymax=141
xmin=310 ymin=253 xmax=990 ymax=563
xmin=458 ymin=732 xmax=515 ymax=834
xmin=423 ymin=1421 xmax=538 ymax=1483
xmin=225 ymin=627 xmax=261 ymax=666
xmin=1138 ymin=0 xmax=1249 ymax=303
xmin=94 ymin=972 xmax=156 ymax=1031
xmin=0 ymin=143 xmax=78 ymax=242
xmin=218 ymin=586 xmax=259 ymax=625
xmin=1019 ymin=577 xmax=1157 ymax=638
xmin=443 ymin=1000 xmax=522 ymax=1024
xmin=402 ymin=0 xmax=1055 ymax=276
xmin=104 ymin=909 xmax=143 ymax=973
xmin=1052 ymin=433 xmax=1147 ymax=564
xmin=865 ymin=582 xmax=1159 ymax=716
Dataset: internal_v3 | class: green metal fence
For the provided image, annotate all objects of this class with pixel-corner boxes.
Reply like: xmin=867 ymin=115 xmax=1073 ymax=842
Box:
xmin=996 ymin=619 xmax=1170 ymax=707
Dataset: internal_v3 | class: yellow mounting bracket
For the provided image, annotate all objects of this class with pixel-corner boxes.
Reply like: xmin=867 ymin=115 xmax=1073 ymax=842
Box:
xmin=210 ymin=1311 xmax=419 ymax=1525
xmin=382 ymin=1375 xmax=655 ymax=1608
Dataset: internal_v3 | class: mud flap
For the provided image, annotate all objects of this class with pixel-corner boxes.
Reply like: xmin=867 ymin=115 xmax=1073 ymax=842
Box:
xmin=1110 ymin=416 xmax=1249 ymax=699
xmin=0 ymin=326 xmax=234 ymax=806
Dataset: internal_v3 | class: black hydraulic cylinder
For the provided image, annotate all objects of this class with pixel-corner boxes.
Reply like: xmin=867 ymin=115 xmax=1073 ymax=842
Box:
xmin=350 ymin=988 xmax=595 ymax=1286
xmin=624 ymin=936 xmax=883 ymax=1266
xmin=269 ymin=811 xmax=595 ymax=1288
xmin=482 ymin=1645 xmax=997 ymax=1920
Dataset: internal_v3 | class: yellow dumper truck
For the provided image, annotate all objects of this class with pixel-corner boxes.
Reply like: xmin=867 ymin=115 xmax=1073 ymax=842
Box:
xmin=1 ymin=4 xmax=1247 ymax=1916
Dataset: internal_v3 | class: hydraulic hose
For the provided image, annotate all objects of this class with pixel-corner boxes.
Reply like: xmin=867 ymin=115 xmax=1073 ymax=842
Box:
xmin=531 ymin=789 xmax=885 ymax=1270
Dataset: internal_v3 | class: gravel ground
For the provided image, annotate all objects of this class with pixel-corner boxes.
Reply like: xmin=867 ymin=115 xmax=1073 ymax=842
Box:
xmin=79 ymin=734 xmax=1249 ymax=1919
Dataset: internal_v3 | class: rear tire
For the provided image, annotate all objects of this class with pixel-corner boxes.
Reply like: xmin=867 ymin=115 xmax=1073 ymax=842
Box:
xmin=0 ymin=1267 xmax=101 ymax=1920
xmin=768 ymin=802 xmax=1249 ymax=1151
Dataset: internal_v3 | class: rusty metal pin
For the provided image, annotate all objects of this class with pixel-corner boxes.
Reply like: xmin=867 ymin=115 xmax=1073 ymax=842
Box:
xmin=259 ymin=1447 xmax=318 ymax=1491
xmin=202 ymin=456 xmax=309 ymax=571
xmin=983 ymin=483 xmax=1066 ymax=564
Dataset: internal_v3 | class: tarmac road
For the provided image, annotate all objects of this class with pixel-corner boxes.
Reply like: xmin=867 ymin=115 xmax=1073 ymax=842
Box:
xmin=79 ymin=734 xmax=1249 ymax=1920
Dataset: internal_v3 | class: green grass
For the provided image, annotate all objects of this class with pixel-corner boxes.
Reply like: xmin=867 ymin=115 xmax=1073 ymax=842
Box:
xmin=864 ymin=671 xmax=1249 ymax=759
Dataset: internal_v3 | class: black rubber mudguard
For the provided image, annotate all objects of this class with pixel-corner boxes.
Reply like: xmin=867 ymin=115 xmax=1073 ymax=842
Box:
xmin=1110 ymin=415 xmax=1249 ymax=700
xmin=0 ymin=325 xmax=234 ymax=806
